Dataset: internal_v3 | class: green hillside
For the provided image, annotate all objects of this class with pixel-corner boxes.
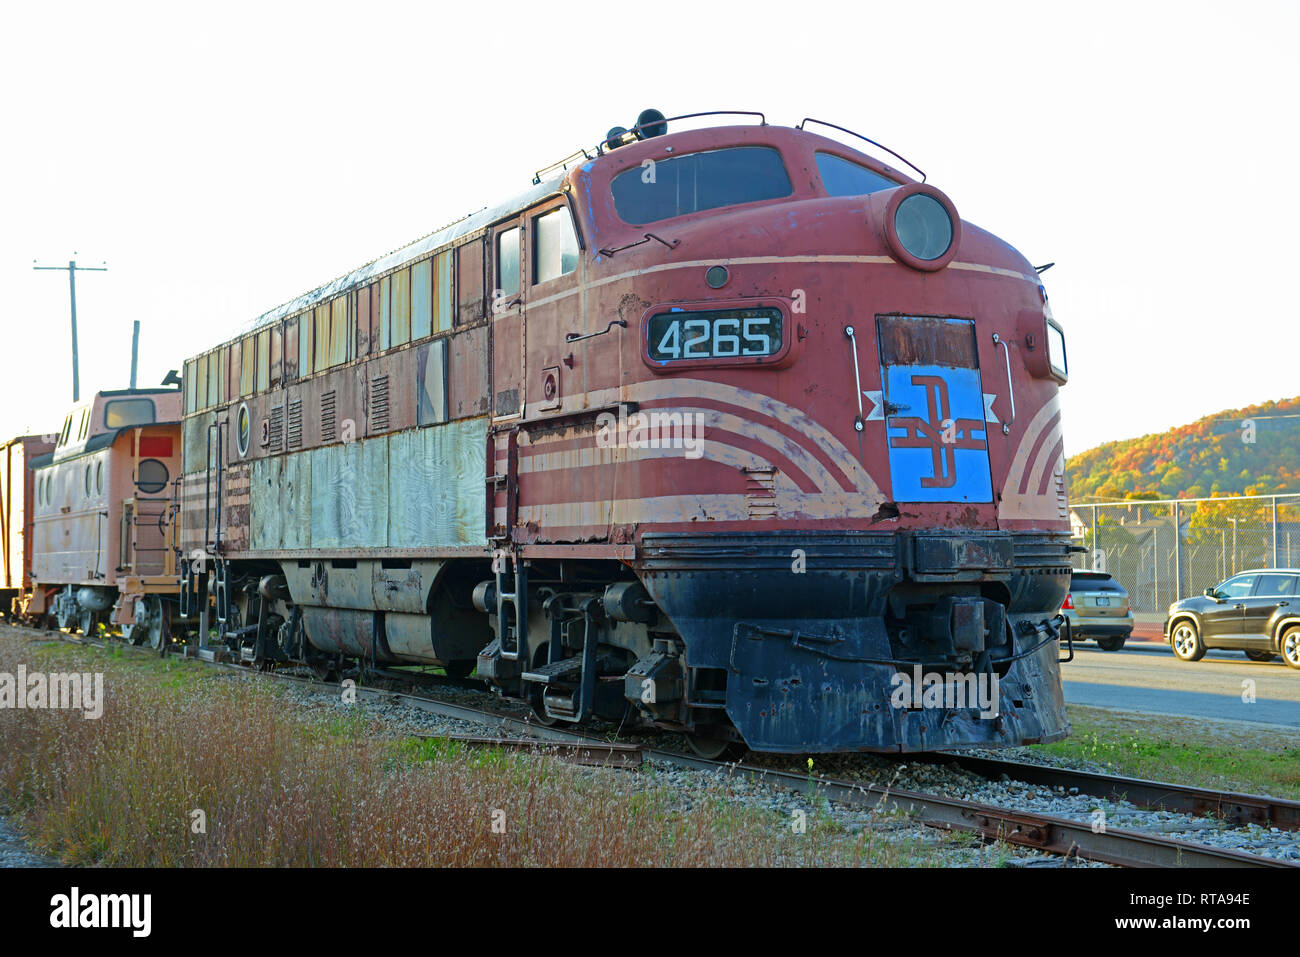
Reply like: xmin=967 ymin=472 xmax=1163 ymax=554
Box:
xmin=1066 ymin=396 xmax=1300 ymax=503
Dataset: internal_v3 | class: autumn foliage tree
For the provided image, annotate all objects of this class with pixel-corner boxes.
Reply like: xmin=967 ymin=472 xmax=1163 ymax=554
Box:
xmin=1067 ymin=396 xmax=1300 ymax=503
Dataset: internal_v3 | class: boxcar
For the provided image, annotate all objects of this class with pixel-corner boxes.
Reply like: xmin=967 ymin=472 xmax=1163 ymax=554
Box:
xmin=0 ymin=434 xmax=57 ymax=617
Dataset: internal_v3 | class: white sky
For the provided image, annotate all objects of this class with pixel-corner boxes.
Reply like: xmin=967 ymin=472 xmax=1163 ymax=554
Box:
xmin=2 ymin=0 xmax=1296 ymax=455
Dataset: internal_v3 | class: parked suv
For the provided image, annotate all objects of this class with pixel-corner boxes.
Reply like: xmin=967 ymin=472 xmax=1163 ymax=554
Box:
xmin=1164 ymin=569 xmax=1300 ymax=668
xmin=1062 ymin=571 xmax=1134 ymax=650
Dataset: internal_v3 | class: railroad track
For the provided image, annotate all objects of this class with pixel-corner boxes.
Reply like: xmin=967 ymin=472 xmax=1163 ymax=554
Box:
xmin=12 ymin=623 xmax=1299 ymax=869
xmin=913 ymin=752 xmax=1300 ymax=833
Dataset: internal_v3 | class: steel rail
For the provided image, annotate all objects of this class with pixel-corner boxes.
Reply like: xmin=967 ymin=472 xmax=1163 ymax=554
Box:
xmin=406 ymin=732 xmax=643 ymax=769
xmin=914 ymin=752 xmax=1300 ymax=832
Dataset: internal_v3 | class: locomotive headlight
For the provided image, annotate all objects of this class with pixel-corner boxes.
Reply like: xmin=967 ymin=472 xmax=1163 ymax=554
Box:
xmin=880 ymin=185 xmax=961 ymax=271
xmin=895 ymin=194 xmax=952 ymax=260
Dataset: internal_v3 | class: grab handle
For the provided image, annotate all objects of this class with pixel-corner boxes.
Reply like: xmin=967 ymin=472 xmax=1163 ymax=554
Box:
xmin=992 ymin=333 xmax=1015 ymax=435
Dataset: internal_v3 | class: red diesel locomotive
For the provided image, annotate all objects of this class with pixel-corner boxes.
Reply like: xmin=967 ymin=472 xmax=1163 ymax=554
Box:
xmin=177 ymin=110 xmax=1074 ymax=755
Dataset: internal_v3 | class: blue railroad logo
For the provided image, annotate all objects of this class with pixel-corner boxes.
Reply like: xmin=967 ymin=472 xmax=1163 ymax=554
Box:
xmin=881 ymin=364 xmax=994 ymax=503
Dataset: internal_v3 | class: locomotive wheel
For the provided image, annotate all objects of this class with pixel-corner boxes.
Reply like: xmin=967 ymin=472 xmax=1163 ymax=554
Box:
xmin=57 ymin=603 xmax=77 ymax=632
xmin=442 ymin=660 xmax=475 ymax=680
xmin=310 ymin=660 xmax=339 ymax=683
xmin=123 ymin=598 xmax=149 ymax=646
xmin=1170 ymin=621 xmax=1206 ymax=662
xmin=684 ymin=730 xmax=744 ymax=762
xmin=529 ymin=686 xmax=560 ymax=727
xmin=80 ymin=610 xmax=97 ymax=640
xmin=137 ymin=596 xmax=167 ymax=652
xmin=1244 ymin=649 xmax=1275 ymax=662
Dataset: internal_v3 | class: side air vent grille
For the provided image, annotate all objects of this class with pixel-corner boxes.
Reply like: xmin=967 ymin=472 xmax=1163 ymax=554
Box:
xmin=321 ymin=390 xmax=337 ymax=443
xmin=370 ymin=375 xmax=390 ymax=433
xmin=287 ymin=398 xmax=303 ymax=450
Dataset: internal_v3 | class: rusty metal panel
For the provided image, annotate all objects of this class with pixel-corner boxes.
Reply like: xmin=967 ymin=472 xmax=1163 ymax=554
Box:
xmin=433 ymin=250 xmax=453 ymax=334
xmin=195 ymin=355 xmax=209 ymax=410
xmin=301 ymin=606 xmax=378 ymax=658
xmin=449 ymin=324 xmax=490 ymax=420
xmin=184 ymin=359 xmax=197 ymax=413
xmin=308 ymin=439 xmax=388 ymax=549
xmin=411 ymin=258 xmax=432 ymax=340
xmin=206 ymin=352 xmax=218 ymax=408
xmin=249 ymin=456 xmax=282 ymax=549
xmin=313 ymin=305 xmax=330 ymax=371
xmin=217 ymin=345 xmax=228 ymax=405
xmin=357 ymin=286 xmax=372 ymax=357
xmin=178 ymin=472 xmax=206 ymax=553
xmin=240 ymin=336 xmax=255 ymax=396
xmin=229 ymin=343 xmax=242 ymax=401
xmin=297 ymin=313 xmax=313 ymax=377
xmin=329 ymin=296 xmax=349 ymax=366
xmin=391 ymin=349 xmax=417 ymax=432
xmin=378 ymin=275 xmax=391 ymax=351
xmin=371 ymin=560 xmax=433 ymax=613
xmin=456 ymin=238 xmax=484 ymax=325
xmin=182 ymin=411 xmax=215 ymax=475
xmin=257 ymin=328 xmax=271 ymax=391
xmin=391 ymin=267 xmax=411 ymax=345
xmin=306 ymin=442 xmax=343 ymax=540
xmin=367 ymin=283 xmax=380 ymax=353
xmin=284 ymin=318 xmax=298 ymax=382
xmin=382 ymin=612 xmax=437 ymax=661
xmin=877 ymin=315 xmax=979 ymax=369
xmin=387 ymin=416 xmax=487 ymax=547
xmin=492 ymin=316 xmax=522 ymax=417
xmin=281 ymin=449 xmax=312 ymax=549
xmin=222 ymin=462 xmax=250 ymax=552
xmin=271 ymin=325 xmax=283 ymax=387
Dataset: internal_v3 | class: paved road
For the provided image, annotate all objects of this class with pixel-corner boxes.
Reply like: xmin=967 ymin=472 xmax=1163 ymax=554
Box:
xmin=1061 ymin=642 xmax=1300 ymax=728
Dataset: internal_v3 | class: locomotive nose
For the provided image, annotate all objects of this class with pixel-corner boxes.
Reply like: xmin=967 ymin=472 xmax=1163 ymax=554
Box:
xmin=869 ymin=184 xmax=962 ymax=271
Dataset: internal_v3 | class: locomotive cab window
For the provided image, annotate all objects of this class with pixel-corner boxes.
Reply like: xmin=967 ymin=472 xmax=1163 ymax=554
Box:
xmin=612 ymin=146 xmax=793 ymax=225
xmin=497 ymin=227 xmax=521 ymax=300
xmin=104 ymin=397 xmax=156 ymax=429
xmin=815 ymin=152 xmax=900 ymax=196
xmin=533 ymin=207 xmax=578 ymax=284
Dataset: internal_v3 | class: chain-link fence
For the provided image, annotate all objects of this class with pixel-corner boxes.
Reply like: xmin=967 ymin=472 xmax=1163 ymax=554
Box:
xmin=1070 ymin=494 xmax=1300 ymax=613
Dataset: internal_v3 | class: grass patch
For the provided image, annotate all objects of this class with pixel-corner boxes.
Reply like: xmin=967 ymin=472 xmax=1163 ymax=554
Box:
xmin=0 ymin=628 xmax=939 ymax=867
xmin=1032 ymin=704 xmax=1300 ymax=799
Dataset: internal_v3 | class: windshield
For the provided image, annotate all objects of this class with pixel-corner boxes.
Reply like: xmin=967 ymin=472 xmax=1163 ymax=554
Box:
xmin=611 ymin=146 xmax=793 ymax=225
xmin=815 ymin=152 xmax=899 ymax=196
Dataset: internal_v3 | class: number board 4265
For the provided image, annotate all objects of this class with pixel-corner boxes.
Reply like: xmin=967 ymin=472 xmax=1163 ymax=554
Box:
xmin=646 ymin=307 xmax=785 ymax=364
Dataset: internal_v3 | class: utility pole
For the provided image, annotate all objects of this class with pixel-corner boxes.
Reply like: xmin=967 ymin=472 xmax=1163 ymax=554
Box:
xmin=130 ymin=320 xmax=140 ymax=389
xmin=33 ymin=256 xmax=108 ymax=402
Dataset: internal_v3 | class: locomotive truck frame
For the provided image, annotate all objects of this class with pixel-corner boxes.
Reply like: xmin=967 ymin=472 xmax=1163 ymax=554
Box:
xmin=16 ymin=111 xmax=1078 ymax=757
